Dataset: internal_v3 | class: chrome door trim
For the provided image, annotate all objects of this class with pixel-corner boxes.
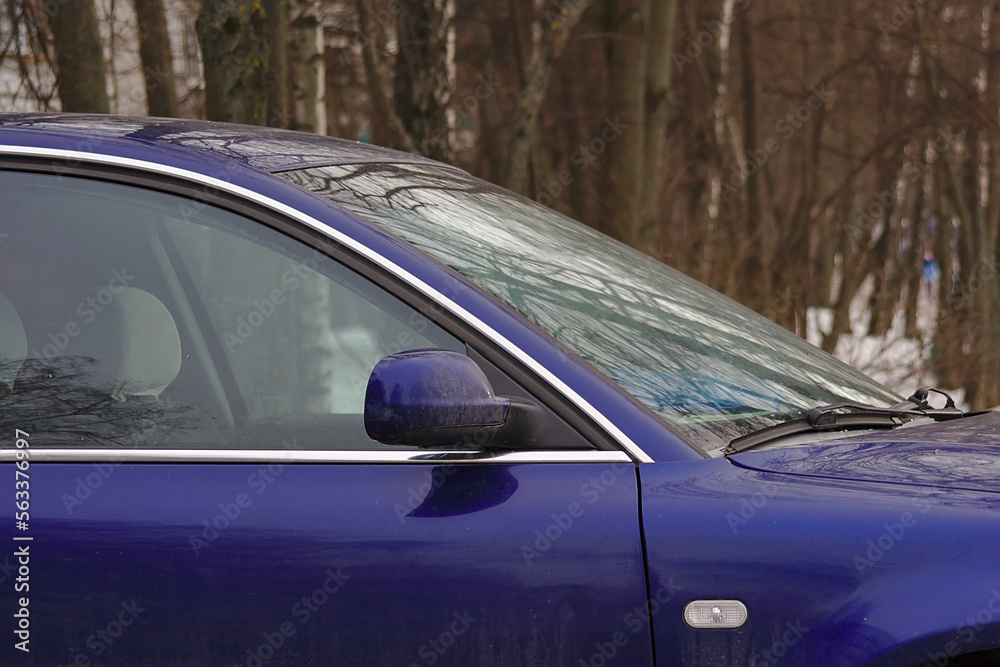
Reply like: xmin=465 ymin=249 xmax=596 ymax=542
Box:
xmin=0 ymin=448 xmax=633 ymax=464
xmin=0 ymin=145 xmax=654 ymax=463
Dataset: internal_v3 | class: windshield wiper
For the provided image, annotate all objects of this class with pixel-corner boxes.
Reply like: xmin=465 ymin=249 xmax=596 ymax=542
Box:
xmin=724 ymin=388 xmax=973 ymax=455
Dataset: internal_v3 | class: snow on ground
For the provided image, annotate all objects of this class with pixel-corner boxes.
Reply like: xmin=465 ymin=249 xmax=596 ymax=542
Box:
xmin=805 ymin=275 xmax=971 ymax=409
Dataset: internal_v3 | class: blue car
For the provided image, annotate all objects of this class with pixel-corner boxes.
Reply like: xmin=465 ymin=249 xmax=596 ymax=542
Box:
xmin=0 ymin=114 xmax=998 ymax=666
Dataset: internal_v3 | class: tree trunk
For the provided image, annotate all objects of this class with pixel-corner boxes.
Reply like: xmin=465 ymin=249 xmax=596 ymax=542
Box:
xmin=737 ymin=4 xmax=770 ymax=311
xmin=639 ymin=0 xmax=678 ymax=248
xmin=132 ymin=0 xmax=178 ymax=117
xmin=48 ymin=0 xmax=109 ymax=113
xmin=502 ymin=0 xmax=594 ymax=193
xmin=356 ymin=0 xmax=419 ymax=154
xmin=458 ymin=0 xmax=515 ymax=183
xmin=263 ymin=0 xmax=288 ymax=127
xmin=600 ymin=0 xmax=649 ymax=245
xmin=287 ymin=0 xmax=326 ymax=134
xmin=395 ymin=0 xmax=455 ymax=162
xmin=197 ymin=0 xmax=270 ymax=125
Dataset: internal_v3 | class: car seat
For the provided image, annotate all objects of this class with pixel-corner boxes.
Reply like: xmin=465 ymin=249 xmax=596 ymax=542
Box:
xmin=71 ymin=287 xmax=183 ymax=402
xmin=11 ymin=287 xmax=221 ymax=448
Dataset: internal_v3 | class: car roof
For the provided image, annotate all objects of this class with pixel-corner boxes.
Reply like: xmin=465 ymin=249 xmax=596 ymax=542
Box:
xmin=0 ymin=113 xmax=445 ymax=173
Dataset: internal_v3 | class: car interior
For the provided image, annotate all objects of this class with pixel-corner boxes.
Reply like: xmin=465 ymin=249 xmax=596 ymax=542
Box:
xmin=0 ymin=170 xmax=600 ymax=454
xmin=0 ymin=171 xmax=460 ymax=450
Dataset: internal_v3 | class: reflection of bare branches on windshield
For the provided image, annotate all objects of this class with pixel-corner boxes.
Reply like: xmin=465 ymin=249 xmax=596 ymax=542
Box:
xmin=379 ymin=184 xmax=485 ymax=208
xmin=286 ymin=164 xmax=496 ymax=216
xmin=289 ymin=163 xmax=836 ymax=406
xmin=0 ymin=356 xmax=214 ymax=448
xmin=288 ymin=167 xmax=392 ymax=214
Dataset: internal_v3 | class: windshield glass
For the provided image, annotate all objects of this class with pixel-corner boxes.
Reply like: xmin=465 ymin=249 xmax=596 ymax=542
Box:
xmin=281 ymin=164 xmax=899 ymax=455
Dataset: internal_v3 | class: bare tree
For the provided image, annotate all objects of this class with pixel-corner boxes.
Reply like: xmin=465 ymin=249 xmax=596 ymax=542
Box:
xmin=263 ymin=0 xmax=289 ymax=127
xmin=48 ymin=0 xmax=109 ymax=112
xmin=640 ymin=0 xmax=679 ymax=242
xmin=288 ymin=0 xmax=326 ymax=133
xmin=133 ymin=0 xmax=179 ymax=116
xmin=600 ymin=0 xmax=649 ymax=245
xmin=394 ymin=0 xmax=454 ymax=161
xmin=197 ymin=0 xmax=270 ymax=124
xmin=355 ymin=0 xmax=419 ymax=153
xmin=502 ymin=0 xmax=593 ymax=194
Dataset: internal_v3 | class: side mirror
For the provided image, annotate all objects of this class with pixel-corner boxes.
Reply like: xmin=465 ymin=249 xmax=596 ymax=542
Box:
xmin=364 ymin=349 xmax=534 ymax=448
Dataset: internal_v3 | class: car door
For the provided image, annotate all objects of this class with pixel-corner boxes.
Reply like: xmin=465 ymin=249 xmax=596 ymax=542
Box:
xmin=0 ymin=166 xmax=653 ymax=666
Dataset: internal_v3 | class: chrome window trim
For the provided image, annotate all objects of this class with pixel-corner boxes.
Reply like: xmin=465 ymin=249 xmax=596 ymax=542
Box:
xmin=0 ymin=144 xmax=654 ymax=463
xmin=0 ymin=448 xmax=633 ymax=465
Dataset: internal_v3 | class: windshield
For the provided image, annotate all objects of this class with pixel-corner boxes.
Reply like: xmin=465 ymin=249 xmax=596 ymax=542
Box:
xmin=281 ymin=164 xmax=899 ymax=455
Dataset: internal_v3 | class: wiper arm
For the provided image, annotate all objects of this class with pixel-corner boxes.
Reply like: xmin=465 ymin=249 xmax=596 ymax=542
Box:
xmin=724 ymin=388 xmax=974 ymax=456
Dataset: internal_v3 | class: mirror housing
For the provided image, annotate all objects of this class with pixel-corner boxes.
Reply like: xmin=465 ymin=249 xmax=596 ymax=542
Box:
xmin=364 ymin=349 xmax=534 ymax=448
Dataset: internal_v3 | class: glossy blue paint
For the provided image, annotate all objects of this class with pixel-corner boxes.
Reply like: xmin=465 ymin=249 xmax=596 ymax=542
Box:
xmin=364 ymin=350 xmax=510 ymax=445
xmin=730 ymin=411 xmax=1000 ymax=493
xmin=640 ymin=458 xmax=1000 ymax=666
xmin=0 ymin=114 xmax=698 ymax=463
xmin=5 ymin=461 xmax=652 ymax=666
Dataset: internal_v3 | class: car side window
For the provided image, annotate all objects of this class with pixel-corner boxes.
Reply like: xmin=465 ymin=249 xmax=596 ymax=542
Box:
xmin=159 ymin=211 xmax=465 ymax=444
xmin=0 ymin=170 xmax=462 ymax=450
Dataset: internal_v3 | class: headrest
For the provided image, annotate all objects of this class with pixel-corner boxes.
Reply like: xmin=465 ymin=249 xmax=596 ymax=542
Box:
xmin=0 ymin=293 xmax=27 ymax=395
xmin=70 ymin=287 xmax=182 ymax=400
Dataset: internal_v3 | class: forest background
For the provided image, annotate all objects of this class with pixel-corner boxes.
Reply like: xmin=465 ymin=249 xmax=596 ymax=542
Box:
xmin=3 ymin=0 xmax=999 ymax=408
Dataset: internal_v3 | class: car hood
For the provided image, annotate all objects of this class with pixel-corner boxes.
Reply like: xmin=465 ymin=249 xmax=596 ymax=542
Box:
xmin=728 ymin=410 xmax=1000 ymax=493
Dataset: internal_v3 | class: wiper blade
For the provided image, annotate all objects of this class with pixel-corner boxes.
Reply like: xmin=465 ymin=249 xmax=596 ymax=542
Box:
xmin=724 ymin=405 xmax=911 ymax=455
xmin=724 ymin=388 xmax=975 ymax=456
